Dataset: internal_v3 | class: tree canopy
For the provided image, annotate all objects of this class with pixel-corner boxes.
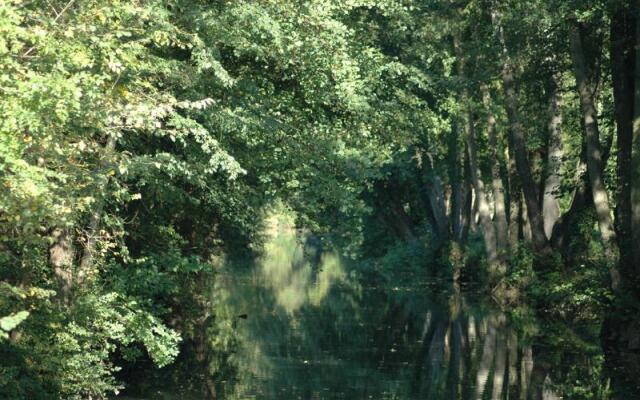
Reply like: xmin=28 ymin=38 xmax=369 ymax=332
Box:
xmin=1 ymin=0 xmax=640 ymax=398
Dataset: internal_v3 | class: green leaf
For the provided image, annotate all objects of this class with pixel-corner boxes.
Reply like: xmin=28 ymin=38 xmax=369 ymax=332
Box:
xmin=0 ymin=311 xmax=29 ymax=332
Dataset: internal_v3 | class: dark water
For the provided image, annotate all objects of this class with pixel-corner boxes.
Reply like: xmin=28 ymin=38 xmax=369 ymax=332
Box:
xmin=120 ymin=229 xmax=616 ymax=399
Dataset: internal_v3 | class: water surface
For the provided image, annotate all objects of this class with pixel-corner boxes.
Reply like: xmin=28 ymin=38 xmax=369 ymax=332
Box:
xmin=121 ymin=228 xmax=609 ymax=399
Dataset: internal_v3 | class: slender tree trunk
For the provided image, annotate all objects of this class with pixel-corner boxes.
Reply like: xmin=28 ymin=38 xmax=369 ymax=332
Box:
xmin=449 ymin=119 xmax=464 ymax=241
xmin=49 ymin=228 xmax=74 ymax=304
xmin=465 ymin=113 xmax=499 ymax=269
xmin=483 ymin=87 xmax=509 ymax=255
xmin=542 ymin=79 xmax=563 ymax=240
xmin=416 ymin=147 xmax=450 ymax=240
xmin=470 ymin=190 xmax=479 ymax=233
xmin=507 ymin=145 xmax=522 ymax=249
xmin=455 ymin=35 xmax=499 ymax=269
xmin=426 ymin=174 xmax=451 ymax=240
xmin=450 ymin=35 xmax=467 ymax=244
xmin=389 ymin=202 xmax=418 ymax=242
xmin=492 ymin=10 xmax=549 ymax=253
xmin=461 ymin=151 xmax=473 ymax=243
xmin=521 ymin=192 xmax=532 ymax=242
xmin=551 ymin=148 xmax=589 ymax=252
xmin=569 ymin=25 xmax=621 ymax=290
xmin=414 ymin=166 xmax=441 ymax=238
xmin=551 ymin=134 xmax=613 ymax=252
xmin=632 ymin=2 xmax=640 ymax=285
xmin=77 ymin=136 xmax=116 ymax=286
xmin=426 ymin=169 xmax=450 ymax=240
xmin=611 ymin=2 xmax=635 ymax=285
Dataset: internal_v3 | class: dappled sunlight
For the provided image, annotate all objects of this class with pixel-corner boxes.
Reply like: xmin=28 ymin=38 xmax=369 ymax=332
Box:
xmin=213 ymin=255 xmax=567 ymax=400
xmin=199 ymin=207 xmax=367 ymax=399
xmin=309 ymin=253 xmax=346 ymax=307
xmin=258 ymin=212 xmax=352 ymax=314
xmin=5 ymin=0 xmax=640 ymax=398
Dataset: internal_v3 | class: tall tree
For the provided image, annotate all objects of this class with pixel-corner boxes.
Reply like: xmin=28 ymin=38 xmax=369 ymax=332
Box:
xmin=569 ymin=23 xmax=620 ymax=289
xmin=491 ymin=7 xmax=550 ymax=254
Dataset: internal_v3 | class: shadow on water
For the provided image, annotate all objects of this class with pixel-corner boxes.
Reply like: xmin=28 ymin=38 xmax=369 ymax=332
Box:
xmin=119 ymin=220 xmax=620 ymax=399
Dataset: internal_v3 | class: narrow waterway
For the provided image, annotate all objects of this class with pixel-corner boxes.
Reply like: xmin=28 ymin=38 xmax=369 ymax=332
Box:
xmin=120 ymin=224 xmax=610 ymax=399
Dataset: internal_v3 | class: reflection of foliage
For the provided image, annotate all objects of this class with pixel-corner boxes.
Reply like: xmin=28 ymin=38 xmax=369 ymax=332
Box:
xmin=120 ymin=210 xmax=613 ymax=400
xmin=260 ymin=209 xmax=352 ymax=315
xmin=216 ymin=212 xmax=612 ymax=400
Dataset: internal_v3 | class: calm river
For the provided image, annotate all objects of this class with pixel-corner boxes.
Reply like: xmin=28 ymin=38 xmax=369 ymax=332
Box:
xmin=119 ymin=226 xmax=621 ymax=399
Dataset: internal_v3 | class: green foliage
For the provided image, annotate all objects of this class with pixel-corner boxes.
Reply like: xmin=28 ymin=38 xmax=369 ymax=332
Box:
xmin=52 ymin=294 xmax=180 ymax=398
xmin=0 ymin=0 xmax=635 ymax=397
xmin=506 ymin=242 xmax=537 ymax=287
xmin=0 ymin=311 xmax=29 ymax=339
xmin=368 ymin=240 xmax=432 ymax=284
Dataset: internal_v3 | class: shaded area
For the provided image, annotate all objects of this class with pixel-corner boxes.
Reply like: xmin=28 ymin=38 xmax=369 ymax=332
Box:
xmin=118 ymin=224 xmax=627 ymax=399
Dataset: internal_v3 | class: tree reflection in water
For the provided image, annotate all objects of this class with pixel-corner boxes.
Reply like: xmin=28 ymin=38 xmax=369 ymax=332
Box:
xmin=121 ymin=222 xmax=614 ymax=399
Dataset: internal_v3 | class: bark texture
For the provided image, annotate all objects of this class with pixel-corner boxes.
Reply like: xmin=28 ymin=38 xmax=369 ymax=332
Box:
xmin=542 ymin=80 xmax=563 ymax=240
xmin=569 ymin=25 xmax=620 ymax=290
xmin=632 ymin=1 xmax=640 ymax=282
xmin=492 ymin=10 xmax=549 ymax=254
xmin=483 ymin=87 xmax=509 ymax=254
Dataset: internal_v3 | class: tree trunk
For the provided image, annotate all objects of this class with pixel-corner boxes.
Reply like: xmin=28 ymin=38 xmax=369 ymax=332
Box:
xmin=492 ymin=10 xmax=549 ymax=254
xmin=521 ymin=191 xmax=532 ymax=242
xmin=418 ymin=149 xmax=450 ymax=240
xmin=455 ymin=34 xmax=499 ymax=268
xmin=483 ymin=87 xmax=509 ymax=255
xmin=550 ymin=147 xmax=589 ymax=252
xmin=611 ymin=2 xmax=635 ymax=286
xmin=77 ymin=136 xmax=116 ymax=286
xmin=375 ymin=184 xmax=417 ymax=243
xmin=604 ymin=12 xmax=640 ymax=392
xmin=507 ymin=144 xmax=522 ymax=249
xmin=632 ymin=1 xmax=640 ymax=287
xmin=542 ymin=79 xmax=563 ymax=240
xmin=569 ymin=25 xmax=621 ymax=290
xmin=465 ymin=113 xmax=499 ymax=269
xmin=426 ymin=175 xmax=450 ymax=240
xmin=389 ymin=201 xmax=418 ymax=242
xmin=461 ymin=151 xmax=473 ymax=243
xmin=528 ymin=345 xmax=552 ymax=400
xmin=551 ymin=132 xmax=613 ymax=252
xmin=449 ymin=119 xmax=464 ymax=241
xmin=49 ymin=228 xmax=74 ymax=304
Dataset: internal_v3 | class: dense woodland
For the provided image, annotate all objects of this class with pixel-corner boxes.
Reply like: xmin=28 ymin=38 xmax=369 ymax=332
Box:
xmin=1 ymin=0 xmax=640 ymax=399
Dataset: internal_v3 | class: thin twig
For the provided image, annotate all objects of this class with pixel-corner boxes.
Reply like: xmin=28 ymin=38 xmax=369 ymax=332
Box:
xmin=45 ymin=0 xmax=60 ymax=17
xmin=110 ymin=72 xmax=123 ymax=92
xmin=22 ymin=0 xmax=76 ymax=58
